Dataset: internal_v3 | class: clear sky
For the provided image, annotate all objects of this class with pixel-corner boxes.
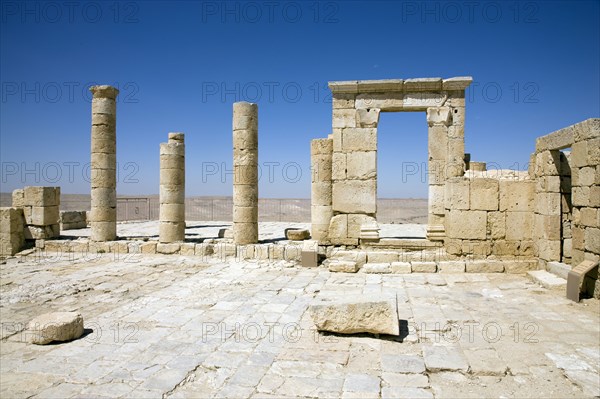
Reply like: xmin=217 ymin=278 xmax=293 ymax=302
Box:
xmin=1 ymin=0 xmax=598 ymax=198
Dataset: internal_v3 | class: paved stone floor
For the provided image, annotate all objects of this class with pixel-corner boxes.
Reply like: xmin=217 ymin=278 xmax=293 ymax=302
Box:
xmin=1 ymin=251 xmax=599 ymax=398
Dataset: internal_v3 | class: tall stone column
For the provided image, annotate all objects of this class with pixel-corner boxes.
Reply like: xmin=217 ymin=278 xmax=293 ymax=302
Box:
xmin=232 ymin=102 xmax=258 ymax=245
xmin=90 ymin=85 xmax=119 ymax=241
xmin=426 ymin=106 xmax=452 ymax=242
xmin=159 ymin=133 xmax=185 ymax=243
xmin=311 ymin=138 xmax=333 ymax=243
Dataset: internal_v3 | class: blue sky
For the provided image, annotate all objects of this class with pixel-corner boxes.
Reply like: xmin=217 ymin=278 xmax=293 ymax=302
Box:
xmin=1 ymin=0 xmax=598 ymax=198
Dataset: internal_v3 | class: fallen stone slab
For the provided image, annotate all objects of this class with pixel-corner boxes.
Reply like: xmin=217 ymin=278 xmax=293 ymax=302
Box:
xmin=285 ymin=228 xmax=311 ymax=241
xmin=309 ymin=294 xmax=399 ymax=335
xmin=26 ymin=312 xmax=84 ymax=345
xmin=527 ymin=270 xmax=566 ymax=291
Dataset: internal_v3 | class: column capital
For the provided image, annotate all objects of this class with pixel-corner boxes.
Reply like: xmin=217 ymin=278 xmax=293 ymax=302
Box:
xmin=89 ymin=85 xmax=119 ymax=99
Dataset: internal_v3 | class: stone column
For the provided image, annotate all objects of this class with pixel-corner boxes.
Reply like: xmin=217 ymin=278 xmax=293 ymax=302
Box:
xmin=89 ymin=85 xmax=119 ymax=241
xmin=311 ymin=138 xmax=333 ymax=243
xmin=426 ymin=106 xmax=452 ymax=242
xmin=159 ymin=133 xmax=185 ymax=243
xmin=233 ymin=102 xmax=258 ymax=245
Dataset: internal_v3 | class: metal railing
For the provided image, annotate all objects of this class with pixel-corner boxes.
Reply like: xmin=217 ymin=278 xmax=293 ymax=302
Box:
xmin=58 ymin=196 xmax=427 ymax=224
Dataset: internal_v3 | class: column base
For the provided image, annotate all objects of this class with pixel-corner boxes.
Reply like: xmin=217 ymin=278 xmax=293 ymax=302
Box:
xmin=426 ymin=224 xmax=446 ymax=242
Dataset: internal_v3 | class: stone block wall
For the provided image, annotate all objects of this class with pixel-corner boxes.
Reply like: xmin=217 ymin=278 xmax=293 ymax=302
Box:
xmin=0 ymin=207 xmax=25 ymax=256
xmin=13 ymin=187 xmax=61 ymax=240
xmin=533 ymin=118 xmax=599 ymax=268
xmin=60 ymin=211 xmax=87 ymax=230
xmin=568 ymin=120 xmax=599 ymax=266
xmin=444 ymin=172 xmax=535 ymax=260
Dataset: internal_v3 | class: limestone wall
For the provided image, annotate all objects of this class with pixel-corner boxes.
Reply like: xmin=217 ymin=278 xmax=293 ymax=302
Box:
xmin=532 ymin=119 xmax=599 ymax=269
xmin=0 ymin=207 xmax=25 ymax=256
xmin=14 ymin=186 xmax=61 ymax=240
xmin=60 ymin=211 xmax=87 ymax=230
xmin=444 ymin=171 xmax=535 ymax=260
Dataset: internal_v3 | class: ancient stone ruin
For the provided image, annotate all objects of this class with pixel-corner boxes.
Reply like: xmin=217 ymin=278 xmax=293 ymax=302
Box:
xmin=1 ymin=77 xmax=599 ymax=300
xmin=89 ymin=85 xmax=119 ymax=242
xmin=159 ymin=132 xmax=186 ymax=243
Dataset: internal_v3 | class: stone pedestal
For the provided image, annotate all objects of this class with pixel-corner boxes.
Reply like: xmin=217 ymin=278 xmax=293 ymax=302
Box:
xmin=233 ymin=102 xmax=259 ymax=245
xmin=159 ymin=133 xmax=185 ymax=243
xmin=89 ymin=85 xmax=119 ymax=241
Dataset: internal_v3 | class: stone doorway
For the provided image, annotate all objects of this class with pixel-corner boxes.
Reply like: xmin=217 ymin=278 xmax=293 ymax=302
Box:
xmin=377 ymin=112 xmax=428 ymax=239
xmin=315 ymin=77 xmax=473 ymax=246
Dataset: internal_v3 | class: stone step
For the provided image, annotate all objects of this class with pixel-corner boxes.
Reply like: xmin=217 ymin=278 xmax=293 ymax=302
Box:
xmin=527 ymin=270 xmax=567 ymax=291
xmin=546 ymin=261 xmax=572 ymax=280
xmin=363 ymin=238 xmax=443 ymax=250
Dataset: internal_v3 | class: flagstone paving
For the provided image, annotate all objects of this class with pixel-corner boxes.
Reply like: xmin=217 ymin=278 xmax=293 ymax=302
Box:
xmin=1 ymin=251 xmax=599 ymax=398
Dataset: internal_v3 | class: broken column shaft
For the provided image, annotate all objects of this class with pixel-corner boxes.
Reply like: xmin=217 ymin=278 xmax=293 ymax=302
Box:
xmin=311 ymin=138 xmax=333 ymax=243
xmin=232 ymin=102 xmax=259 ymax=245
xmin=159 ymin=133 xmax=185 ymax=243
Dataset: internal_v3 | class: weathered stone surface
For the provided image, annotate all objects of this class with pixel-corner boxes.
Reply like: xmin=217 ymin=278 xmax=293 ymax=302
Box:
xmin=499 ymin=180 xmax=535 ymax=212
xmin=332 ymin=108 xmax=356 ymax=128
xmin=90 ymin=86 xmax=118 ymax=242
xmin=466 ymin=260 xmax=504 ymax=273
xmin=426 ymin=107 xmax=451 ymax=126
xmin=411 ymin=261 xmax=437 ymax=273
xmin=505 ymin=211 xmax=534 ymax=240
xmin=354 ymin=93 xmax=403 ymax=110
xmin=469 ymin=178 xmax=499 ymax=211
xmin=356 ymin=108 xmax=380 ymax=127
xmin=233 ymin=102 xmax=259 ymax=245
xmin=362 ymin=263 xmax=392 ymax=274
xmin=446 ymin=210 xmax=486 ymax=240
xmin=329 ymin=249 xmax=367 ymax=267
xmin=527 ymin=270 xmax=567 ymax=290
xmin=23 ymin=186 xmax=60 ymax=207
xmin=309 ymin=295 xmax=399 ymax=335
xmin=12 ymin=189 xmax=25 ymax=207
xmin=332 ymin=180 xmax=376 ymax=214
xmin=442 ymin=76 xmax=473 ymax=90
xmin=444 ymin=178 xmax=469 ymax=210
xmin=391 ymin=261 xmax=412 ymax=274
xmin=423 ymin=345 xmax=468 ymax=372
xmin=438 ymin=261 xmax=465 ymax=273
xmin=26 ymin=312 xmax=84 ymax=345
xmin=367 ymin=251 xmax=399 ymax=263
xmin=341 ymin=128 xmax=377 ymax=152
xmin=286 ymin=229 xmax=311 ymax=241
xmin=381 ymin=354 xmax=426 ymax=373
xmin=536 ymin=126 xmax=574 ymax=152
xmin=346 ymin=151 xmax=376 ymax=180
xmin=328 ymin=260 xmax=359 ymax=273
